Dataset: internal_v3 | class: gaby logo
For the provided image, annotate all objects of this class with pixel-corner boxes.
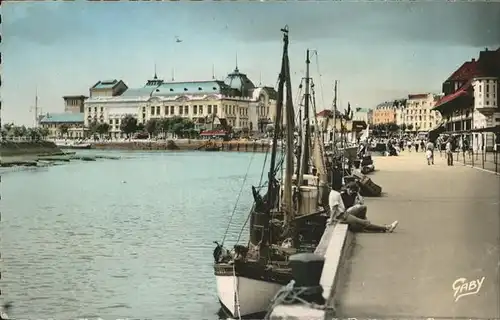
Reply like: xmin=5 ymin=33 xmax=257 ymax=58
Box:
xmin=452 ymin=276 xmax=485 ymax=302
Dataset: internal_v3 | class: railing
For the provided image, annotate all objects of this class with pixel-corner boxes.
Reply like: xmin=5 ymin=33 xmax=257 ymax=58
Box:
xmin=451 ymin=148 xmax=500 ymax=174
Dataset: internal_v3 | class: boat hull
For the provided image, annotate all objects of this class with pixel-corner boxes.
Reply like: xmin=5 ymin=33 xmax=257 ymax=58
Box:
xmin=58 ymin=144 xmax=92 ymax=150
xmin=216 ymin=274 xmax=284 ymax=318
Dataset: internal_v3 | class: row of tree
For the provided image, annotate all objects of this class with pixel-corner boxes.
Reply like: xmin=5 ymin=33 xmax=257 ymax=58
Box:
xmin=371 ymin=123 xmax=418 ymax=136
xmin=118 ymin=115 xmax=198 ymax=138
xmin=1 ymin=123 xmax=50 ymax=141
xmin=1 ymin=116 xmax=202 ymax=141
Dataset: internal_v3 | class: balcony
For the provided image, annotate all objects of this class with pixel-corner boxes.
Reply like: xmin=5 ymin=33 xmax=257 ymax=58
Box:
xmin=475 ymin=101 xmax=498 ymax=115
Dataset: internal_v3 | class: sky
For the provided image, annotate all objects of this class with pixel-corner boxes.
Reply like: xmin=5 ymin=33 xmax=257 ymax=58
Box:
xmin=2 ymin=1 xmax=500 ymax=126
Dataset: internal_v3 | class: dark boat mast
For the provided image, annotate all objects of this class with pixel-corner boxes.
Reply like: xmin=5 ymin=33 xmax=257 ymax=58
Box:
xmin=252 ymin=26 xmax=288 ymax=255
xmin=298 ymin=50 xmax=311 ymax=187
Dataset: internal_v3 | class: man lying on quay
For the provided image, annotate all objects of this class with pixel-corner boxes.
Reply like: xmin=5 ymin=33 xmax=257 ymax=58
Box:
xmin=327 ymin=181 xmax=398 ymax=233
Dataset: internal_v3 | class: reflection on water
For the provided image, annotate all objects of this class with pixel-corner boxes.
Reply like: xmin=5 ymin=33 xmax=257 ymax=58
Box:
xmin=1 ymin=151 xmax=266 ymax=320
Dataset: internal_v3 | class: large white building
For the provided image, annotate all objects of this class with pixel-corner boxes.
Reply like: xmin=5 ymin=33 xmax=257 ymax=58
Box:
xmin=403 ymin=93 xmax=442 ymax=132
xmin=84 ymin=68 xmax=277 ymax=138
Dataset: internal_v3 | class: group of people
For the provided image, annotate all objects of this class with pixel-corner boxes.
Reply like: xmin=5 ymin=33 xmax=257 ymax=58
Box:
xmin=327 ymin=181 xmax=398 ymax=233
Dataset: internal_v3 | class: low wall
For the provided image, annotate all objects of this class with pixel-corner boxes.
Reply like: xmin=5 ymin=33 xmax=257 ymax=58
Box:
xmin=91 ymin=140 xmax=271 ymax=153
xmin=0 ymin=140 xmax=63 ymax=158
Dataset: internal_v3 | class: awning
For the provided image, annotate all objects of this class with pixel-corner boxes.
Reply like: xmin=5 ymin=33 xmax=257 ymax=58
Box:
xmin=470 ymin=125 xmax=500 ymax=133
xmin=200 ymin=129 xmax=228 ymax=136
xmin=433 ymin=81 xmax=472 ymax=111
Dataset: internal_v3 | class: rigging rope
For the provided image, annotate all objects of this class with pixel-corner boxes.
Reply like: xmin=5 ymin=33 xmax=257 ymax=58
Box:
xmin=221 ymin=151 xmax=256 ymax=246
xmin=314 ymin=51 xmax=326 ymax=110
xmin=235 ymin=147 xmax=270 ymax=244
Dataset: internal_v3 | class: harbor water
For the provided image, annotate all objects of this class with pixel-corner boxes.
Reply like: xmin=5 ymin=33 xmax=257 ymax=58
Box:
xmin=1 ymin=151 xmax=268 ymax=320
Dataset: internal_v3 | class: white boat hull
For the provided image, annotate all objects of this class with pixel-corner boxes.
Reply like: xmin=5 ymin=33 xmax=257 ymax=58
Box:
xmin=216 ymin=274 xmax=283 ymax=318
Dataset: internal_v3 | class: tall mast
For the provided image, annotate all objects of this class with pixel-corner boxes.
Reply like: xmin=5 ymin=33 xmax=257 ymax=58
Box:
xmin=298 ymin=50 xmax=311 ymax=186
xmin=295 ymin=103 xmax=302 ymax=176
xmin=34 ymin=88 xmax=39 ymax=128
xmin=282 ymin=31 xmax=296 ymax=226
xmin=267 ymin=26 xmax=288 ymax=210
xmin=332 ymin=81 xmax=338 ymax=148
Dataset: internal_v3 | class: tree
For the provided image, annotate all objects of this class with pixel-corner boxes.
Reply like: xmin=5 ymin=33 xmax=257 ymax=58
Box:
xmin=39 ymin=127 xmax=50 ymax=139
xmin=145 ymin=119 xmax=159 ymax=137
xmin=407 ymin=124 xmax=414 ymax=131
xmin=120 ymin=115 xmax=138 ymax=138
xmin=59 ymin=124 xmax=69 ymax=138
xmin=400 ymin=123 xmax=407 ymax=132
xmin=12 ymin=125 xmax=27 ymax=138
xmin=96 ymin=123 xmax=110 ymax=139
xmin=27 ymin=128 xmax=42 ymax=141
xmin=387 ymin=122 xmax=399 ymax=133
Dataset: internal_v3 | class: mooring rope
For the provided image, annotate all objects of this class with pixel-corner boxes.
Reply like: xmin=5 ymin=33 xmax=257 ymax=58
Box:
xmin=264 ymin=280 xmax=329 ymax=320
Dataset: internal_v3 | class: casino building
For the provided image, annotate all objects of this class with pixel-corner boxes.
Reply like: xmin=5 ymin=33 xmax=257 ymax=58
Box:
xmin=84 ymin=66 xmax=277 ymax=139
xmin=433 ymin=47 xmax=500 ymax=150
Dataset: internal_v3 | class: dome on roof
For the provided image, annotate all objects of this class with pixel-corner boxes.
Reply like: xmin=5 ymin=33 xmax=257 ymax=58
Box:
xmin=224 ymin=68 xmax=255 ymax=97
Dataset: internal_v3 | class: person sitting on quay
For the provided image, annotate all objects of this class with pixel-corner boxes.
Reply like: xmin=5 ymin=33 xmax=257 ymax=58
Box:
xmin=327 ymin=182 xmax=398 ymax=233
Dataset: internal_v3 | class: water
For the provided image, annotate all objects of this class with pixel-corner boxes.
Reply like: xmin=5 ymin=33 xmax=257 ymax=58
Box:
xmin=1 ymin=150 xmax=268 ymax=320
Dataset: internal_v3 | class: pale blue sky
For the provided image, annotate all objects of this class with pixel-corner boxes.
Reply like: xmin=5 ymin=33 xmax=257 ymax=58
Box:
xmin=2 ymin=1 xmax=499 ymax=126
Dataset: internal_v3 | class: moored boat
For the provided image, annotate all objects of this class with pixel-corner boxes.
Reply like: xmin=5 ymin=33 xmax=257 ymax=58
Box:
xmin=213 ymin=27 xmax=329 ymax=319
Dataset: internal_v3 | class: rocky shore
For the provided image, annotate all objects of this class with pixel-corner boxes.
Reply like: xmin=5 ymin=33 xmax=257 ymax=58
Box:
xmin=0 ymin=141 xmax=119 ymax=167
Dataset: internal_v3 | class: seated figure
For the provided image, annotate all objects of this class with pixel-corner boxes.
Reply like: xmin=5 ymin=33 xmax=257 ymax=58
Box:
xmin=327 ymin=182 xmax=398 ymax=233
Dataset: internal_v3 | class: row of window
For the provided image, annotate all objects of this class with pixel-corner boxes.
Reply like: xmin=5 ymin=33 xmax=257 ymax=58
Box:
xmin=148 ymin=105 xmax=220 ymax=117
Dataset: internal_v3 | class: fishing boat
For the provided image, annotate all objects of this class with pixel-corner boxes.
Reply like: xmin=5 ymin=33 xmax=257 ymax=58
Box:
xmin=213 ymin=27 xmax=329 ymax=319
xmin=56 ymin=141 xmax=92 ymax=149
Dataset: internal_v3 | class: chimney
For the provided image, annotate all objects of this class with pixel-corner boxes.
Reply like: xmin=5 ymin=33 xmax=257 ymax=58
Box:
xmin=472 ymin=58 xmax=476 ymax=62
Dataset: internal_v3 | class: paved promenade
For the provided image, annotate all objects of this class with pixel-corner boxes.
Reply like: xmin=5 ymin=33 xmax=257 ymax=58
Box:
xmin=334 ymin=151 xmax=500 ymax=319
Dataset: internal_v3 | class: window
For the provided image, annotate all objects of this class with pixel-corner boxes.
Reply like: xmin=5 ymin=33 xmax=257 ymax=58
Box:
xmin=193 ymin=105 xmax=198 ymax=115
xmin=170 ymin=106 xmax=174 ymax=114
xmin=165 ymin=106 xmax=169 ymax=115
xmin=151 ymin=106 xmax=155 ymax=116
xmin=179 ymin=106 xmax=183 ymax=114
xmin=88 ymin=107 xmax=91 ymax=113
xmin=208 ymin=105 xmax=212 ymax=114
xmin=199 ymin=105 xmax=203 ymax=114
xmin=156 ymin=106 xmax=160 ymax=115
xmin=100 ymin=107 xmax=103 ymax=113
xmin=184 ymin=106 xmax=188 ymax=114
xmin=486 ymin=85 xmax=490 ymax=93
xmin=214 ymin=106 xmax=218 ymax=115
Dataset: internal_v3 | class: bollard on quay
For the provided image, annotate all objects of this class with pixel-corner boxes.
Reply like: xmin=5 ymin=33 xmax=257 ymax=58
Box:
xmin=288 ymin=253 xmax=326 ymax=305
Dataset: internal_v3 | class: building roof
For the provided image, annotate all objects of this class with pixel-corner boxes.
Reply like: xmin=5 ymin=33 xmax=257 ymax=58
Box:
xmin=40 ymin=113 xmax=84 ymax=124
xmin=121 ymin=87 xmax=157 ymax=97
xmin=408 ymin=93 xmax=429 ymax=100
xmin=433 ymin=80 xmax=472 ymax=111
xmin=91 ymin=79 xmax=126 ymax=90
xmin=446 ymin=47 xmax=500 ymax=82
xmin=355 ymin=107 xmax=371 ymax=113
xmin=224 ymin=68 xmax=255 ymax=97
xmin=63 ymin=95 xmax=88 ymax=100
xmin=151 ymin=80 xmax=235 ymax=97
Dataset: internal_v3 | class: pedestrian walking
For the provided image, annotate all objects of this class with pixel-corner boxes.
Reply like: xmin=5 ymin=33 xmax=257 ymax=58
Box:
xmin=446 ymin=138 xmax=453 ymax=166
xmin=426 ymin=140 xmax=435 ymax=165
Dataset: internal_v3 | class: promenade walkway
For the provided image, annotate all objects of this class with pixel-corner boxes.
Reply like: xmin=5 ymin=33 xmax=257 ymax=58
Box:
xmin=334 ymin=151 xmax=500 ymax=319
